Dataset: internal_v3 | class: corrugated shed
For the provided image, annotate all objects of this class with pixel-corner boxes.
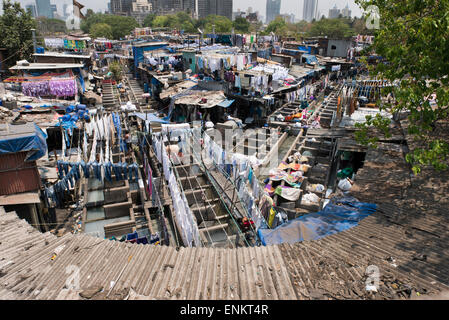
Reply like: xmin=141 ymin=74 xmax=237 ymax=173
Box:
xmin=0 ymin=152 xmax=41 ymax=196
xmin=0 ymin=208 xmax=297 ymax=300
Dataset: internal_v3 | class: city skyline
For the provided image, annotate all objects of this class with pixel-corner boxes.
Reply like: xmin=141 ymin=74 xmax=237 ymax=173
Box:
xmin=1 ymin=0 xmax=364 ymax=20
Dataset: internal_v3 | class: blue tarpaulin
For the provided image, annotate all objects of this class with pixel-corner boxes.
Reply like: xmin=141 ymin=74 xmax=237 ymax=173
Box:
xmin=217 ymin=99 xmax=235 ymax=108
xmin=302 ymin=54 xmax=318 ymax=64
xmin=0 ymin=123 xmax=48 ymax=161
xmin=132 ymin=112 xmax=169 ymax=124
xmin=258 ymin=197 xmax=377 ymax=246
xmin=298 ymin=46 xmax=312 ymax=53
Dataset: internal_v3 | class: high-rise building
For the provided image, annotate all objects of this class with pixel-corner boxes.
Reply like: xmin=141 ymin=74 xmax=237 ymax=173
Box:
xmin=279 ymin=14 xmax=293 ymax=24
xmin=196 ymin=0 xmax=232 ymax=20
xmin=266 ymin=0 xmax=281 ymax=24
xmin=302 ymin=0 xmax=318 ymax=22
xmin=328 ymin=4 xmax=341 ymax=18
xmin=36 ymin=0 xmax=53 ymax=19
xmin=50 ymin=4 xmax=57 ymax=18
xmin=182 ymin=0 xmax=195 ymax=13
xmin=216 ymin=0 xmax=232 ymax=20
xmin=131 ymin=0 xmax=153 ymax=25
xmin=341 ymin=4 xmax=351 ymax=18
xmin=151 ymin=0 xmax=182 ymax=14
xmin=63 ymin=3 xmax=68 ymax=18
xmin=110 ymin=0 xmax=133 ymax=15
xmin=25 ymin=4 xmax=37 ymax=17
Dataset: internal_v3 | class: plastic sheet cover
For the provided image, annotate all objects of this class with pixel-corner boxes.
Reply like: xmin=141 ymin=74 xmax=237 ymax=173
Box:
xmin=258 ymin=197 xmax=377 ymax=246
xmin=0 ymin=123 xmax=48 ymax=161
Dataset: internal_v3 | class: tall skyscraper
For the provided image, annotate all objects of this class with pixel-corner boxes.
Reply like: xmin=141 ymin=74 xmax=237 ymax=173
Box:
xmin=216 ymin=0 xmax=232 ymax=20
xmin=266 ymin=0 xmax=281 ymax=24
xmin=328 ymin=4 xmax=341 ymax=18
xmin=110 ymin=0 xmax=133 ymax=15
xmin=36 ymin=0 xmax=53 ymax=19
xmin=63 ymin=3 xmax=68 ymax=18
xmin=25 ymin=4 xmax=37 ymax=17
xmin=197 ymin=0 xmax=233 ymax=20
xmin=182 ymin=0 xmax=195 ymax=13
xmin=341 ymin=4 xmax=351 ymax=18
xmin=50 ymin=4 xmax=57 ymax=19
xmin=302 ymin=0 xmax=318 ymax=22
xmin=151 ymin=0 xmax=182 ymax=13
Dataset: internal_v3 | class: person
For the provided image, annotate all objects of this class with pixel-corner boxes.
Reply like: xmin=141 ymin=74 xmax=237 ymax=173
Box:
xmin=240 ymin=217 xmax=254 ymax=233
xmin=124 ymin=133 xmax=132 ymax=154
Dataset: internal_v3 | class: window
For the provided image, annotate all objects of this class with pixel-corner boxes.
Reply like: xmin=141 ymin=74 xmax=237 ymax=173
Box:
xmin=331 ymin=45 xmax=337 ymax=50
xmin=189 ymin=58 xmax=193 ymax=64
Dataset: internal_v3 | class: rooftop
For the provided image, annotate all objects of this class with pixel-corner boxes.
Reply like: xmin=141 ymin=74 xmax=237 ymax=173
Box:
xmin=132 ymin=42 xmax=169 ymax=48
xmin=33 ymin=52 xmax=92 ymax=59
xmin=9 ymin=63 xmax=84 ymax=71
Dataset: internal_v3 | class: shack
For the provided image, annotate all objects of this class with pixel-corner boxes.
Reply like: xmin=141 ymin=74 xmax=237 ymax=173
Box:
xmin=0 ymin=122 xmax=51 ymax=231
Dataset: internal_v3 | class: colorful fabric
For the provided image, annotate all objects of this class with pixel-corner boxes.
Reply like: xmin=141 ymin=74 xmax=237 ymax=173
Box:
xmin=264 ymin=184 xmax=275 ymax=196
xmin=277 ymin=162 xmax=310 ymax=172
xmin=269 ymin=169 xmax=303 ymax=187
xmin=274 ymin=186 xmax=302 ymax=201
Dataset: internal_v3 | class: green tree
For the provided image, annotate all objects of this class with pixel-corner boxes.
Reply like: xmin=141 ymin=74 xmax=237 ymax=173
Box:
xmin=307 ymin=18 xmax=355 ymax=38
xmin=233 ymin=17 xmax=250 ymax=33
xmin=296 ymin=20 xmax=311 ymax=33
xmin=249 ymin=20 xmax=264 ymax=33
xmin=152 ymin=15 xmax=170 ymax=28
xmin=203 ymin=15 xmax=232 ymax=33
xmin=80 ymin=13 xmax=102 ymax=33
xmin=355 ymin=0 xmax=449 ymax=173
xmin=143 ymin=13 xmax=156 ymax=27
xmin=36 ymin=17 xmax=67 ymax=35
xmin=180 ymin=21 xmax=196 ymax=33
xmin=176 ymin=12 xmax=193 ymax=26
xmin=89 ymin=23 xmax=113 ymax=39
xmin=264 ymin=17 xmax=288 ymax=35
xmin=109 ymin=61 xmax=123 ymax=81
xmin=0 ymin=0 xmax=36 ymax=70
xmin=80 ymin=13 xmax=138 ymax=40
xmin=85 ymin=9 xmax=94 ymax=19
xmin=102 ymin=15 xmax=139 ymax=40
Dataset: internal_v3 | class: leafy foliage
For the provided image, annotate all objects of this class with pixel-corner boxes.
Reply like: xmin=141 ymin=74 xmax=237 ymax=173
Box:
xmin=109 ymin=61 xmax=123 ymax=81
xmin=355 ymin=0 xmax=449 ymax=173
xmin=307 ymin=18 xmax=356 ymax=38
xmin=264 ymin=17 xmax=288 ymax=36
xmin=143 ymin=13 xmax=156 ymax=27
xmin=233 ymin=17 xmax=250 ymax=33
xmin=0 ymin=0 xmax=36 ymax=70
xmin=81 ymin=13 xmax=138 ymax=40
xmin=36 ymin=17 xmax=67 ymax=35
xmin=202 ymin=15 xmax=233 ymax=33
xmin=143 ymin=12 xmax=197 ymax=33
xmin=89 ymin=23 xmax=113 ymax=39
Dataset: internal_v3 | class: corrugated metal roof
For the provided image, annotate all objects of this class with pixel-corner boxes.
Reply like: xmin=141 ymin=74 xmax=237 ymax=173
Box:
xmin=10 ymin=63 xmax=84 ymax=70
xmin=33 ymin=52 xmax=92 ymax=59
xmin=0 ymin=153 xmax=41 ymax=195
xmin=133 ymin=42 xmax=168 ymax=48
xmin=0 ymin=208 xmax=297 ymax=300
xmin=0 ymin=192 xmax=40 ymax=205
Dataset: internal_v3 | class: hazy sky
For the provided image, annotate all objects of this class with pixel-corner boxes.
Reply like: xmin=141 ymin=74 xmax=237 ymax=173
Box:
xmin=2 ymin=0 xmax=364 ymax=19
